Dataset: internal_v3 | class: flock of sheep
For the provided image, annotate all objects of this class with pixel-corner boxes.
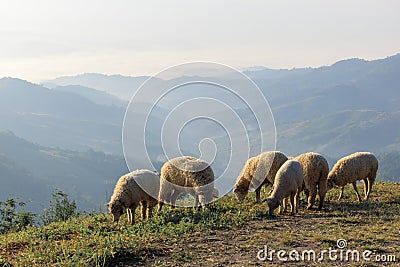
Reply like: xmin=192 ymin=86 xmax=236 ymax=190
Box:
xmin=106 ymin=151 xmax=378 ymax=224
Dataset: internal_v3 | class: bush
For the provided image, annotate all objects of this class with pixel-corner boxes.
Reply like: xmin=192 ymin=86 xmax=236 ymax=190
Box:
xmin=0 ymin=198 xmax=35 ymax=234
xmin=39 ymin=190 xmax=79 ymax=225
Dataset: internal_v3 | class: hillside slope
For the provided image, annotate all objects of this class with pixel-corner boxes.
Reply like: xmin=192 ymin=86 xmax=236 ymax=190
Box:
xmin=0 ymin=131 xmax=128 ymax=212
xmin=0 ymin=182 xmax=399 ymax=266
xmin=278 ymin=110 xmax=400 ymax=157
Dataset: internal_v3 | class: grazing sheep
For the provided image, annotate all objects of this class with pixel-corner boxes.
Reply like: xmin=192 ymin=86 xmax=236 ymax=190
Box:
xmin=233 ymin=151 xmax=288 ymax=202
xmin=158 ymin=156 xmax=214 ymax=210
xmin=262 ymin=160 xmax=304 ymax=216
xmin=107 ymin=169 xmax=159 ymax=225
xmin=293 ymin=152 xmax=329 ymax=210
xmin=327 ymin=152 xmax=378 ymax=202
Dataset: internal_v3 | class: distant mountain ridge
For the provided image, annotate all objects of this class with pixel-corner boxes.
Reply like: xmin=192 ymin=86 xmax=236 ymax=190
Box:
xmin=53 ymin=85 xmax=127 ymax=108
xmin=44 ymin=73 xmax=149 ymax=100
xmin=0 ymin=77 xmax=125 ymax=154
xmin=40 ymin=53 xmax=400 ymax=158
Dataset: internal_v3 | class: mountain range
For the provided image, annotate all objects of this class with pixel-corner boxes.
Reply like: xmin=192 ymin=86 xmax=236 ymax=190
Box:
xmin=1 ymin=53 xmax=400 ymax=210
xmin=42 ymin=53 xmax=400 ymax=158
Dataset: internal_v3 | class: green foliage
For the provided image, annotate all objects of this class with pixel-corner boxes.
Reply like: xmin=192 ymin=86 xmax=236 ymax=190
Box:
xmin=0 ymin=190 xmax=79 ymax=234
xmin=0 ymin=198 xmax=35 ymax=234
xmin=0 ymin=182 xmax=399 ymax=266
xmin=39 ymin=190 xmax=79 ymax=225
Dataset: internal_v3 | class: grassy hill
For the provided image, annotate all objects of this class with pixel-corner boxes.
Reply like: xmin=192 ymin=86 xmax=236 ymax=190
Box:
xmin=1 ymin=182 xmax=399 ymax=266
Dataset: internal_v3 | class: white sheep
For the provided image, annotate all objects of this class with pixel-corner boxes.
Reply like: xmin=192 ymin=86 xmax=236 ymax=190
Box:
xmin=233 ymin=151 xmax=288 ymax=202
xmin=262 ymin=160 xmax=304 ymax=216
xmin=158 ymin=156 xmax=214 ymax=210
xmin=327 ymin=152 xmax=378 ymax=202
xmin=293 ymin=152 xmax=329 ymax=210
xmin=107 ymin=169 xmax=159 ymax=225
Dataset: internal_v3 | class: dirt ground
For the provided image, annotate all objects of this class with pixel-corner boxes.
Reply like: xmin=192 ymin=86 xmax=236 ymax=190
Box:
xmin=109 ymin=212 xmax=399 ymax=267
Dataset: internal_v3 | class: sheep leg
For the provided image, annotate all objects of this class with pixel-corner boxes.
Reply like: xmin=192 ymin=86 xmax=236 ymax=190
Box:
xmin=295 ymin=187 xmax=302 ymax=213
xmin=197 ymin=194 xmax=208 ymax=209
xmin=279 ymin=198 xmax=287 ymax=215
xmin=157 ymin=202 xmax=164 ymax=212
xmin=317 ymin=176 xmax=327 ymax=211
xmin=128 ymin=205 xmax=137 ymax=225
xmin=307 ymin=185 xmax=317 ymax=210
xmin=352 ymin=182 xmax=362 ymax=202
xmin=194 ymin=194 xmax=208 ymax=209
xmin=157 ymin=184 xmax=169 ymax=212
xmin=363 ymin=178 xmax=369 ymax=200
xmin=170 ymin=189 xmax=181 ymax=208
xmin=141 ymin=201 xmax=147 ymax=220
xmin=338 ymin=187 xmax=345 ymax=200
xmin=132 ymin=205 xmax=138 ymax=225
xmin=303 ymin=188 xmax=310 ymax=202
xmin=289 ymin=193 xmax=295 ymax=216
xmin=255 ymin=187 xmax=262 ymax=203
xmin=365 ymin=178 xmax=374 ymax=201
xmin=147 ymin=207 xmax=153 ymax=219
xmin=126 ymin=208 xmax=132 ymax=224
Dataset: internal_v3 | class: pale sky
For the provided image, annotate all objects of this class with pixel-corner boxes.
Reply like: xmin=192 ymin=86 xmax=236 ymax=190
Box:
xmin=1 ymin=0 xmax=399 ymax=82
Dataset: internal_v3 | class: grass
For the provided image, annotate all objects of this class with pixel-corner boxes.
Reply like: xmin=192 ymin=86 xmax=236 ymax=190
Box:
xmin=1 ymin=182 xmax=399 ymax=266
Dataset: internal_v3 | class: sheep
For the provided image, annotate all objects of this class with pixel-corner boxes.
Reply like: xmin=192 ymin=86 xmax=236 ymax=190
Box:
xmin=292 ymin=152 xmax=329 ymax=210
xmin=233 ymin=151 xmax=288 ymax=202
xmin=262 ymin=160 xmax=304 ymax=216
xmin=107 ymin=169 xmax=159 ymax=225
xmin=327 ymin=152 xmax=378 ymax=202
xmin=158 ymin=156 xmax=214 ymax=211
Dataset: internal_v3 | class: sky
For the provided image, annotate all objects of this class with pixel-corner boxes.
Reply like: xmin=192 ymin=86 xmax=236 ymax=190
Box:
xmin=1 ymin=0 xmax=399 ymax=82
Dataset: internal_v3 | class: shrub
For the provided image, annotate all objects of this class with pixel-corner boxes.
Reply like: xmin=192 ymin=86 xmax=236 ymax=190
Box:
xmin=39 ymin=190 xmax=79 ymax=225
xmin=0 ymin=198 xmax=35 ymax=234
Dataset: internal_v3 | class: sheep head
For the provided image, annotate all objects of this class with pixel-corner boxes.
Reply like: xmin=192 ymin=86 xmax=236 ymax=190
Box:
xmin=262 ymin=198 xmax=280 ymax=216
xmin=106 ymin=200 xmax=124 ymax=222
xmin=233 ymin=187 xmax=248 ymax=201
xmin=326 ymin=177 xmax=337 ymax=191
xmin=233 ymin=178 xmax=250 ymax=201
